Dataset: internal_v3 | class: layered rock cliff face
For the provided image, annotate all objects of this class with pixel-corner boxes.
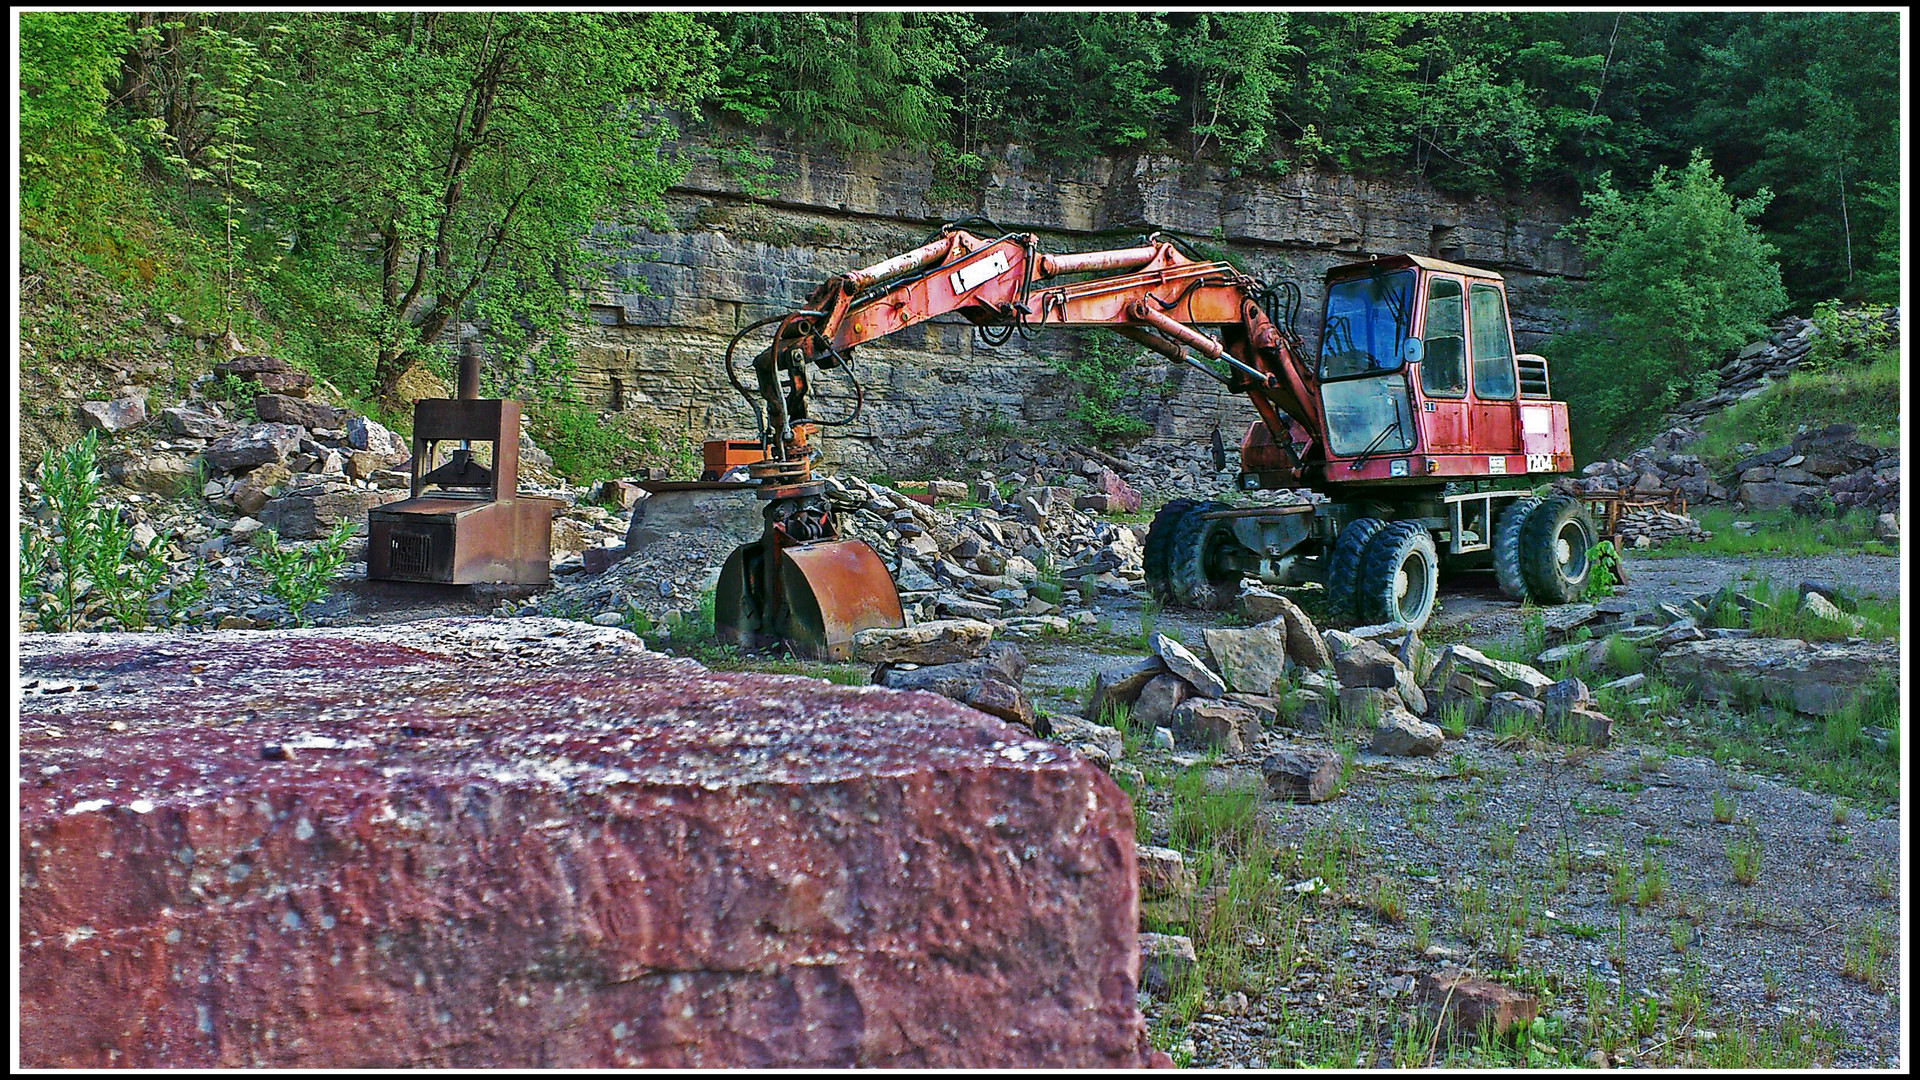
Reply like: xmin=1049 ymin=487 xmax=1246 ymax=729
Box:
xmin=573 ymin=132 xmax=1585 ymax=473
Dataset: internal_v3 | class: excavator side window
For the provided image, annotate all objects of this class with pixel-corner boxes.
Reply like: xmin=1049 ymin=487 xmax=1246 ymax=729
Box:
xmin=1468 ymin=284 xmax=1517 ymax=400
xmin=1420 ymin=277 xmax=1466 ymax=397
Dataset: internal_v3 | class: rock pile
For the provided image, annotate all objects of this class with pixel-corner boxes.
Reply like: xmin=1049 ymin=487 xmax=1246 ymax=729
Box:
xmin=540 ymin=469 xmax=1163 ymax=630
xmin=1613 ymin=507 xmax=1711 ymax=549
xmin=1559 ymin=308 xmax=1901 ymax=529
xmin=1083 ymin=588 xmax=1618 ymax=768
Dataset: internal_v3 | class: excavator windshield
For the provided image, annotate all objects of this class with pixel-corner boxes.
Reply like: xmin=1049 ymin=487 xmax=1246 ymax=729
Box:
xmin=1318 ymin=270 xmax=1415 ymax=379
xmin=1318 ymin=269 xmax=1417 ymax=458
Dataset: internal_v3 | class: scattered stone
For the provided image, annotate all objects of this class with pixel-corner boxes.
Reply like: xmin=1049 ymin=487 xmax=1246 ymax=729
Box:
xmin=1441 ymin=644 xmax=1555 ymax=699
xmin=252 ymin=394 xmax=345 ymax=429
xmin=1083 ymin=655 xmax=1168 ymax=721
xmin=162 ymin=404 xmax=227 ymax=438
xmin=1137 ymin=845 xmax=1195 ymax=900
xmin=258 ymin=485 xmax=400 ymax=540
xmin=1170 ymin=697 xmax=1263 ymax=753
xmin=1152 ymin=633 xmax=1226 ymax=698
xmin=230 ymin=462 xmax=292 ymax=517
xmin=78 ymin=396 xmax=148 ymax=433
xmin=1139 ymin=933 xmax=1198 ymax=997
xmin=202 ymin=423 xmax=305 ymax=474
xmin=1598 ymin=672 xmax=1645 ymax=694
xmin=852 ymin=619 xmax=994 ymax=665
xmin=345 ymin=414 xmax=410 ymax=463
xmin=1659 ymin=637 xmax=1899 ymax=717
xmin=1539 ymin=677 xmax=1591 ymax=720
xmin=1260 ymin=746 xmax=1342 ymax=803
xmin=1268 ymin=596 xmax=1332 ymax=671
xmin=1484 ymin=692 xmax=1545 ymax=731
xmin=1132 ymin=674 xmax=1193 ymax=730
xmin=106 ymin=452 xmax=197 ymax=495
xmin=1338 ymin=685 xmax=1405 ymax=724
xmin=1201 ymin=617 xmax=1289 ymax=695
xmin=1873 ymin=512 xmax=1898 ymax=544
xmin=1368 ymin=709 xmax=1443 ymax=756
xmin=1418 ymin=970 xmax=1540 ymax=1042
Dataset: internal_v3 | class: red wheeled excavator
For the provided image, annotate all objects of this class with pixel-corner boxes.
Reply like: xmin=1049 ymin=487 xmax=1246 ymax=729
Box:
xmin=713 ymin=219 xmax=1596 ymax=658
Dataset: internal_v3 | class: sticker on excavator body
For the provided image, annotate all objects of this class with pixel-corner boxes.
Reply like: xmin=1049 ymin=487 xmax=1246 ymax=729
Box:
xmin=1488 ymin=456 xmax=1507 ymax=474
xmin=950 ymin=250 xmax=1012 ymax=294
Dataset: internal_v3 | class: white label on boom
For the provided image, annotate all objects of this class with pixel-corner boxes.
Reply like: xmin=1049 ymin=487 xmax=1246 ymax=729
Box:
xmin=950 ymin=250 xmax=1012 ymax=294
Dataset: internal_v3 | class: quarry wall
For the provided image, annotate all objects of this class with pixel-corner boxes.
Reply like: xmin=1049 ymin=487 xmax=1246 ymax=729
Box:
xmin=572 ymin=130 xmax=1586 ymax=472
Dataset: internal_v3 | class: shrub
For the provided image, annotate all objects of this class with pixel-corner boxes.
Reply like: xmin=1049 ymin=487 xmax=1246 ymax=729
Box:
xmin=28 ymin=430 xmax=173 ymax=631
xmin=1051 ymin=331 xmax=1152 ymax=447
xmin=250 ymin=519 xmax=356 ymax=625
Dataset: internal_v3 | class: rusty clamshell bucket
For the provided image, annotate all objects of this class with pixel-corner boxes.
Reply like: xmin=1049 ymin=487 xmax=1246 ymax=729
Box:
xmin=715 ymin=537 xmax=902 ymax=661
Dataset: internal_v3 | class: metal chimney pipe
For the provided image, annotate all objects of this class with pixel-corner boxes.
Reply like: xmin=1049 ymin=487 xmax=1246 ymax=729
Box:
xmin=458 ymin=339 xmax=482 ymax=400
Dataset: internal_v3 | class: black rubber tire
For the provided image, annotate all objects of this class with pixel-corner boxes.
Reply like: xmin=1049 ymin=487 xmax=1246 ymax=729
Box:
xmin=1519 ymin=494 xmax=1599 ymax=605
xmin=1167 ymin=499 xmax=1239 ymax=610
xmin=1357 ymin=520 xmax=1440 ymax=629
xmin=1324 ymin=516 xmax=1388 ymax=623
xmin=1144 ymin=497 xmax=1199 ymax=604
xmin=1492 ymin=495 xmax=1542 ymax=601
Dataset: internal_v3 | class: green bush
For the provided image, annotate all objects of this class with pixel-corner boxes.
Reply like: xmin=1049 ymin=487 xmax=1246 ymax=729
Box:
xmin=250 ymin=519 xmax=356 ymax=626
xmin=1051 ymin=332 xmax=1152 ymax=447
xmin=1800 ymin=301 xmax=1896 ymax=373
xmin=1553 ymin=151 xmax=1789 ymax=461
xmin=27 ymin=430 xmax=173 ymax=631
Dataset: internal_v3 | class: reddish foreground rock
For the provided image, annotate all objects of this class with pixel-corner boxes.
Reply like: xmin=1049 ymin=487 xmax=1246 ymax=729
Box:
xmin=19 ymin=618 xmax=1150 ymax=1068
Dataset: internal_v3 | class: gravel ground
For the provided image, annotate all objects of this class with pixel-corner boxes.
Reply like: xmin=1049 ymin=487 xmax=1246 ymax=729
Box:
xmin=1018 ymin=557 xmax=1903 ymax=1068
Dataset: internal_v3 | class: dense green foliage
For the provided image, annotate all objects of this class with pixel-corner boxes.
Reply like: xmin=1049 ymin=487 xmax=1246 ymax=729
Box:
xmin=15 ymin=11 xmax=1899 ymax=479
xmin=1552 ymin=153 xmax=1789 ymax=459
xmin=1052 ymin=334 xmax=1153 ymax=446
xmin=696 ymin=11 xmax=1895 ymax=310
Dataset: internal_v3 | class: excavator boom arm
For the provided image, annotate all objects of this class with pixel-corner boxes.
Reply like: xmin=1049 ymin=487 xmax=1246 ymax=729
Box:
xmin=744 ymin=228 xmax=1325 ymax=463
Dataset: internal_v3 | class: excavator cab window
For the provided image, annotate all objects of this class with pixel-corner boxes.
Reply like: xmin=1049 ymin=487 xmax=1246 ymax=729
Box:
xmin=1469 ymin=284 xmax=1518 ymax=399
xmin=1419 ymin=277 xmax=1467 ymax=397
xmin=1319 ymin=270 xmax=1415 ymax=380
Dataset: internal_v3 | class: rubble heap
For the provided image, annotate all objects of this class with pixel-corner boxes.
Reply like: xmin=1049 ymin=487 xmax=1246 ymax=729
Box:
xmin=1558 ymin=308 xmax=1901 ymax=534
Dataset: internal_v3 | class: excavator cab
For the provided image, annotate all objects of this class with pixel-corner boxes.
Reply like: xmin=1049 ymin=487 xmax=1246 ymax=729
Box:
xmin=1306 ymin=255 xmax=1569 ymax=485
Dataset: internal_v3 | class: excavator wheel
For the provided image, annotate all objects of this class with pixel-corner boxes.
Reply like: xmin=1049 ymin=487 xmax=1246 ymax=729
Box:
xmin=1492 ymin=496 xmax=1542 ymax=601
xmin=1518 ymin=495 xmax=1598 ymax=605
xmin=1143 ymin=497 xmax=1200 ymax=604
xmin=1166 ymin=500 xmax=1240 ymax=610
xmin=1356 ymin=520 xmax=1439 ymax=629
xmin=1324 ymin=516 xmax=1388 ymax=622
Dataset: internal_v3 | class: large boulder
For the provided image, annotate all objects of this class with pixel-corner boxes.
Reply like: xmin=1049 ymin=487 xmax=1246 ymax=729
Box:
xmin=1659 ymin=637 xmax=1898 ymax=716
xmin=18 ymin=618 xmax=1154 ymax=1068
xmin=1131 ymin=674 xmax=1192 ymax=730
xmin=625 ymin=487 xmax=764 ymax=550
xmin=163 ymin=404 xmax=230 ymax=438
xmin=1201 ymin=617 xmax=1289 ymax=695
xmin=203 ymin=423 xmax=305 ymax=474
xmin=1417 ymin=970 xmax=1539 ymax=1042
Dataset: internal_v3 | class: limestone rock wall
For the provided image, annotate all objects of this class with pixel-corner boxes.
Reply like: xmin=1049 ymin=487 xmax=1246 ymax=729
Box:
xmin=570 ymin=131 xmax=1585 ymax=473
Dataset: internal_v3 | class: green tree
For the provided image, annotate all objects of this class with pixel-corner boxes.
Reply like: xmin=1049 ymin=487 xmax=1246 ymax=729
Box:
xmin=1553 ymin=151 xmax=1788 ymax=460
xmin=989 ymin=13 xmax=1179 ymax=158
xmin=18 ymin=12 xmax=135 ymax=225
xmin=1168 ymin=13 xmax=1299 ymax=168
xmin=255 ymin=12 xmax=717 ymax=396
xmin=706 ymin=13 xmax=961 ymax=151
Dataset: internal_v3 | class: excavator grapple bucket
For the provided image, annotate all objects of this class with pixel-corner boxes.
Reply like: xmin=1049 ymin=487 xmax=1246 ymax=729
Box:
xmin=715 ymin=538 xmax=903 ymax=661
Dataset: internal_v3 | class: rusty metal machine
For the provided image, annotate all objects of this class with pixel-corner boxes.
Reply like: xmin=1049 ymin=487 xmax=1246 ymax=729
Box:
xmin=715 ymin=218 xmax=1587 ymax=637
xmin=367 ymin=348 xmax=558 ymax=585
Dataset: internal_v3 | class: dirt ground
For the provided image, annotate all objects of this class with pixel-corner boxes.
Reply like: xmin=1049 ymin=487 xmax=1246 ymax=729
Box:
xmin=1014 ymin=552 xmax=1903 ymax=1067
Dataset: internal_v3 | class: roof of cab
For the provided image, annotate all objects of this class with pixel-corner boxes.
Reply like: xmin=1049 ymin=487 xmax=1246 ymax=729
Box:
xmin=1325 ymin=253 xmax=1504 ymax=282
